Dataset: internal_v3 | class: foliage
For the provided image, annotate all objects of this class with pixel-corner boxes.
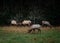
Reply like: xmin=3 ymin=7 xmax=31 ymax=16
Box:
xmin=0 ymin=0 xmax=60 ymax=25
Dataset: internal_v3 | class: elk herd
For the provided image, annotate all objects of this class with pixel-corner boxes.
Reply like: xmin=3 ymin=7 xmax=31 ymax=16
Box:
xmin=11 ymin=20 xmax=32 ymax=26
xmin=11 ymin=19 xmax=52 ymax=33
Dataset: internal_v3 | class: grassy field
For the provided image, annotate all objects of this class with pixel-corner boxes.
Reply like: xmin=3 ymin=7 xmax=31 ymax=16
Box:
xmin=0 ymin=26 xmax=60 ymax=43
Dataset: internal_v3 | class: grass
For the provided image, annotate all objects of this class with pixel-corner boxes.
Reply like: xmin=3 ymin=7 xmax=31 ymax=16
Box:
xmin=0 ymin=26 xmax=60 ymax=43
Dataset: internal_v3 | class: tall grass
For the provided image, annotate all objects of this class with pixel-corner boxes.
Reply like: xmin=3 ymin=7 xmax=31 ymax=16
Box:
xmin=0 ymin=27 xmax=60 ymax=43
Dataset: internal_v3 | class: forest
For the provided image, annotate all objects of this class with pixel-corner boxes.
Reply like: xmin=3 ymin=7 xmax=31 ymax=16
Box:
xmin=0 ymin=0 xmax=60 ymax=26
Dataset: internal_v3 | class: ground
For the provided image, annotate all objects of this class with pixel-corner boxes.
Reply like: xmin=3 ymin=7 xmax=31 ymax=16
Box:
xmin=0 ymin=26 xmax=54 ymax=33
xmin=0 ymin=26 xmax=60 ymax=43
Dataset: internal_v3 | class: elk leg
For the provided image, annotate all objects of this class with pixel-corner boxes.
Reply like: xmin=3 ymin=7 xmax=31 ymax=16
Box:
xmin=32 ymin=29 xmax=35 ymax=32
xmin=28 ymin=29 xmax=32 ymax=33
xmin=37 ymin=28 xmax=41 ymax=32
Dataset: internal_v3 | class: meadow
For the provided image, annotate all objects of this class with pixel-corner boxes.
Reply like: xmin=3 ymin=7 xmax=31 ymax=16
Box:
xmin=0 ymin=26 xmax=60 ymax=43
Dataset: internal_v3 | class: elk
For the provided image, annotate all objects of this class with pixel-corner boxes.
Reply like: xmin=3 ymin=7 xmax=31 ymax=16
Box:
xmin=42 ymin=21 xmax=52 ymax=28
xmin=11 ymin=20 xmax=17 ymax=26
xmin=28 ymin=24 xmax=41 ymax=33
xmin=22 ymin=20 xmax=32 ymax=26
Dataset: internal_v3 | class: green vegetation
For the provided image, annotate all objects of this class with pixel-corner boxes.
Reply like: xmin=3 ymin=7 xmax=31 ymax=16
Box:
xmin=0 ymin=27 xmax=60 ymax=43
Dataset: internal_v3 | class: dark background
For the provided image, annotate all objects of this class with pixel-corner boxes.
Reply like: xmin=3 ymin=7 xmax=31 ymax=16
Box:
xmin=0 ymin=0 xmax=60 ymax=26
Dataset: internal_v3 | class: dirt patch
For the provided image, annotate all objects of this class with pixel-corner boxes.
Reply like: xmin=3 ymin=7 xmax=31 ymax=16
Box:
xmin=1 ymin=26 xmax=30 ymax=33
xmin=0 ymin=26 xmax=60 ymax=33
